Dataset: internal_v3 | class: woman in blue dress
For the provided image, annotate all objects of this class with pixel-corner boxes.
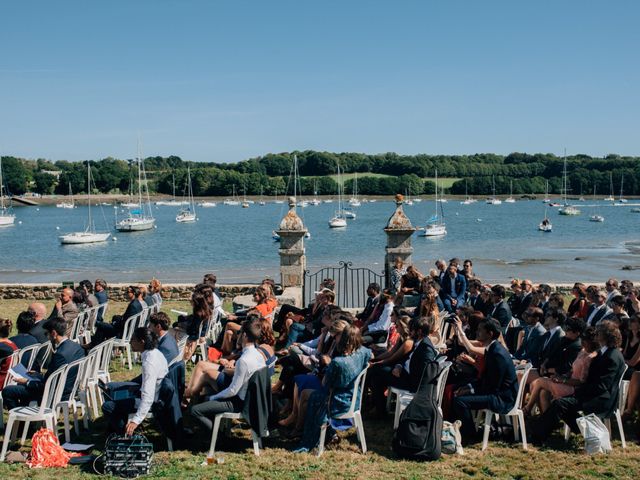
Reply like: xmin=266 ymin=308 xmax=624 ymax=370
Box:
xmin=294 ymin=324 xmax=372 ymax=452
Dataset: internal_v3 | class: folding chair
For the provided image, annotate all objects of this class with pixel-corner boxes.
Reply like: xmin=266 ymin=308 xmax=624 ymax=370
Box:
xmin=112 ymin=313 xmax=141 ymax=370
xmin=0 ymin=350 xmax=20 ymax=431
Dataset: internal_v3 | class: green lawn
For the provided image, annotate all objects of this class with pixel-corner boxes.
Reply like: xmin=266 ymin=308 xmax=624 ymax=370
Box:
xmin=1 ymin=299 xmax=639 ymax=479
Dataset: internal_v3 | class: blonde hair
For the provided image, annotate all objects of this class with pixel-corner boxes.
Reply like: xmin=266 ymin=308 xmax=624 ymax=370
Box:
xmin=150 ymin=278 xmax=162 ymax=294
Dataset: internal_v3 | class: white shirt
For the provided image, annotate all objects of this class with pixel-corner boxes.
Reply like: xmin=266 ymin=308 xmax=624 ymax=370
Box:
xmin=213 ymin=292 xmax=227 ymax=319
xmin=368 ymin=301 xmax=393 ymax=332
xmin=210 ymin=345 xmax=265 ymax=401
xmin=599 ymin=346 xmax=608 ymax=355
xmin=132 ymin=349 xmax=168 ymax=425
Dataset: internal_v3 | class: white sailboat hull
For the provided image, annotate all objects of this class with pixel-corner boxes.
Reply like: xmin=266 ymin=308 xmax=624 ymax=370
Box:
xmin=340 ymin=210 xmax=356 ymax=219
xmin=558 ymin=206 xmax=581 ymax=215
xmin=538 ymin=223 xmax=553 ymax=232
xmin=589 ymin=215 xmax=605 ymax=222
xmin=420 ymin=224 xmax=447 ymax=237
xmin=0 ymin=214 xmax=15 ymax=226
xmin=329 ymin=217 xmax=347 ymax=228
xmin=120 ymin=202 xmax=139 ymax=208
xmin=348 ymin=199 xmax=361 ymax=207
xmin=116 ymin=217 xmax=156 ymax=231
xmin=56 ymin=203 xmax=74 ymax=209
xmin=198 ymin=202 xmax=217 ymax=207
xmin=486 ymin=198 xmax=502 ymax=205
xmin=504 ymin=198 xmax=516 ymax=203
xmin=176 ymin=211 xmax=197 ymax=223
xmin=59 ymin=232 xmax=111 ymax=244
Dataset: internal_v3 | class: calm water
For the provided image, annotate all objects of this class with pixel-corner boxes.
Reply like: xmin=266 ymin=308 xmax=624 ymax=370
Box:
xmin=1 ymin=199 xmax=639 ymax=284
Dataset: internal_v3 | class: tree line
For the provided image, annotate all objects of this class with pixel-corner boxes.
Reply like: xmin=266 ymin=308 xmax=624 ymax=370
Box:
xmin=1 ymin=151 xmax=638 ymax=197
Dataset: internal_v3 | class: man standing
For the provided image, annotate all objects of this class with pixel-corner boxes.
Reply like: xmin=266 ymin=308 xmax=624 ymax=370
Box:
xmin=439 ymin=265 xmax=467 ymax=313
xmin=452 ymin=318 xmax=518 ymax=442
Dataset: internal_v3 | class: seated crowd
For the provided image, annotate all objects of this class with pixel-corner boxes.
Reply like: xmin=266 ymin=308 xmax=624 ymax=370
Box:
xmin=1 ymin=266 xmax=640 ymax=461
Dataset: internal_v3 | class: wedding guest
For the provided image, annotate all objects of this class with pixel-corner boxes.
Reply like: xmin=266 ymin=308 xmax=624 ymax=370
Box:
xmin=0 ymin=319 xmax=18 ymax=390
xmin=567 ymin=283 xmax=588 ymax=319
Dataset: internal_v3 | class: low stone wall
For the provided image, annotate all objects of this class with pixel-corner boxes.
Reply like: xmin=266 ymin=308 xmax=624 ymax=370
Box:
xmin=0 ymin=283 xmax=260 ymax=302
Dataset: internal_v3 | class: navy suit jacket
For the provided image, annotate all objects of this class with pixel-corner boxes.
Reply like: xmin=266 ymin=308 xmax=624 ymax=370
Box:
xmin=472 ymin=341 xmax=518 ymax=413
xmin=585 ymin=304 xmax=612 ymax=327
xmin=439 ymin=274 xmax=467 ymax=305
xmin=514 ymin=323 xmax=546 ymax=364
xmin=158 ymin=333 xmax=180 ymax=364
xmin=30 ymin=339 xmax=85 ymax=400
xmin=489 ymin=301 xmax=513 ymax=331
xmin=575 ymin=347 xmax=625 ymax=416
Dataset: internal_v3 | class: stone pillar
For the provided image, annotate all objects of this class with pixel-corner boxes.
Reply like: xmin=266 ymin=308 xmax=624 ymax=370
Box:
xmin=275 ymin=197 xmax=308 ymax=288
xmin=384 ymin=194 xmax=416 ymax=287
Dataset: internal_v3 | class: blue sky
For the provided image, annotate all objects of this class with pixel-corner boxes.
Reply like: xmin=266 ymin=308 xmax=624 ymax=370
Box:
xmin=1 ymin=1 xmax=638 ymax=162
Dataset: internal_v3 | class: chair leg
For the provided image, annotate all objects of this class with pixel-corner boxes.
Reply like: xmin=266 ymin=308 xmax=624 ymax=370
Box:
xmin=615 ymin=412 xmax=626 ymax=449
xmin=393 ymin=397 xmax=402 ymax=430
xmin=0 ymin=395 xmax=4 ymax=431
xmin=63 ymin=405 xmax=71 ymax=443
xmin=167 ymin=438 xmax=173 ymax=452
xmin=126 ymin=345 xmax=132 ymax=370
xmin=563 ymin=423 xmax=570 ymax=441
xmin=251 ymin=430 xmax=261 ymax=456
xmin=354 ymin=411 xmax=367 ymax=454
xmin=207 ymin=415 xmax=223 ymax=458
xmin=0 ymin=416 xmax=16 ymax=461
xmin=512 ymin=414 xmax=520 ymax=442
xmin=481 ymin=410 xmax=492 ymax=451
xmin=518 ymin=411 xmax=528 ymax=450
xmin=317 ymin=423 xmax=328 ymax=456
xmin=20 ymin=420 xmax=31 ymax=444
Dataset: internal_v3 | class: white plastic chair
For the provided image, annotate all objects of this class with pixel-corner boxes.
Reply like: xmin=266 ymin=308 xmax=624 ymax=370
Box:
xmin=92 ymin=302 xmax=109 ymax=334
xmin=56 ymin=357 xmax=89 ymax=442
xmin=481 ymin=363 xmax=532 ymax=451
xmin=17 ymin=343 xmax=41 ymax=370
xmin=0 ymin=350 xmax=20 ymax=431
xmin=391 ymin=360 xmax=452 ymax=429
xmin=317 ymin=365 xmax=369 ymax=456
xmin=0 ymin=364 xmax=68 ymax=461
xmin=199 ymin=310 xmax=221 ymax=360
xmin=112 ymin=313 xmax=141 ymax=370
xmin=27 ymin=342 xmax=53 ymax=372
xmin=563 ymin=365 xmax=629 ymax=448
xmin=86 ymin=338 xmax=115 ymax=417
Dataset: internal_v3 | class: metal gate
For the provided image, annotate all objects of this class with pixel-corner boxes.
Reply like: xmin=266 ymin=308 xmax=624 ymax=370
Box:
xmin=303 ymin=261 xmax=385 ymax=309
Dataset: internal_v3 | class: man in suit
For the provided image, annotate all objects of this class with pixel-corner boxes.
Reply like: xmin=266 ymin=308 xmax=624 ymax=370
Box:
xmin=585 ymin=289 xmax=612 ymax=327
xmin=2 ymin=318 xmax=85 ymax=411
xmin=440 ymin=264 xmax=467 ymax=313
xmin=28 ymin=302 xmax=49 ymax=343
xmin=92 ymin=285 xmax=143 ymax=345
xmin=94 ymin=278 xmax=109 ymax=322
xmin=48 ymin=287 xmax=78 ymax=336
xmin=356 ymin=283 xmax=381 ymax=325
xmin=532 ymin=321 xmax=626 ymax=443
xmin=517 ymin=280 xmax=534 ymax=318
xmin=369 ymin=316 xmax=438 ymax=416
xmin=514 ymin=307 xmax=546 ymax=364
xmin=542 ymin=316 xmax=584 ymax=377
xmin=434 ymin=259 xmax=447 ymax=286
xmin=535 ymin=308 xmax=567 ymax=371
xmin=149 ymin=312 xmax=179 ymax=363
xmin=465 ymin=279 xmax=486 ymax=312
xmin=488 ymin=285 xmax=513 ymax=332
xmin=452 ymin=318 xmax=518 ymax=442
xmin=604 ymin=278 xmax=620 ymax=307
xmin=536 ymin=284 xmax=552 ymax=316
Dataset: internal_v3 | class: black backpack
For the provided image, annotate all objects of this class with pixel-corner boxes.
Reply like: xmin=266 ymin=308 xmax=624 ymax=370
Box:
xmin=392 ymin=359 xmax=444 ymax=461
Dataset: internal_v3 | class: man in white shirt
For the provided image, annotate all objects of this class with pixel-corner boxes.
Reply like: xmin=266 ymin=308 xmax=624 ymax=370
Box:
xmin=191 ymin=319 xmax=266 ymax=432
xmin=604 ymin=278 xmax=620 ymax=307
xmin=585 ymin=290 xmax=612 ymax=327
xmin=102 ymin=327 xmax=168 ymax=435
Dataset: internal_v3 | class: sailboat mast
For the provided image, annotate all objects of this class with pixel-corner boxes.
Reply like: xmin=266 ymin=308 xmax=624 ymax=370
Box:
xmin=293 ymin=155 xmax=298 ymax=201
xmin=137 ymin=139 xmax=143 ymax=209
xmin=87 ymin=163 xmax=92 ymax=230
xmin=0 ymin=157 xmax=4 ymax=210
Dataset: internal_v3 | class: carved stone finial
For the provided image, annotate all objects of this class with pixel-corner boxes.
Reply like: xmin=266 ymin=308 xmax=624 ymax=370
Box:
xmin=385 ymin=193 xmax=414 ymax=230
xmin=279 ymin=197 xmax=305 ymax=231
xmin=395 ymin=193 xmax=404 ymax=205
xmin=288 ymin=196 xmax=296 ymax=209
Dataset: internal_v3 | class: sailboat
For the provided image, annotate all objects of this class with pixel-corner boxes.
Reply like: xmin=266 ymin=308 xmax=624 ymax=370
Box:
xmin=589 ymin=185 xmax=604 ymax=222
xmin=310 ymin=180 xmax=321 ymax=205
xmin=604 ymin=172 xmax=615 ymax=201
xmin=121 ymin=171 xmax=139 ymax=208
xmin=618 ymin=176 xmax=627 ymax=203
xmin=274 ymin=154 xmax=311 ymax=239
xmin=404 ymin=187 xmax=414 ymax=206
xmin=176 ymin=167 xmax=197 ymax=222
xmin=538 ymin=207 xmax=552 ymax=232
xmin=329 ymin=164 xmax=347 ymax=228
xmin=542 ymin=180 xmax=551 ymax=203
xmin=437 ymin=185 xmax=446 ymax=203
xmin=348 ymin=173 xmax=361 ymax=206
xmin=504 ymin=180 xmax=516 ymax=203
xmin=274 ymin=187 xmax=284 ymax=204
xmin=558 ymin=151 xmax=580 ymax=215
xmin=156 ymin=174 xmax=182 ymax=206
xmin=60 ymin=163 xmax=111 ymax=244
xmin=258 ymin=186 xmax=266 ymax=206
xmin=115 ymin=144 xmax=156 ymax=232
xmin=241 ymin=184 xmax=250 ymax=208
xmin=419 ymin=169 xmax=447 ymax=237
xmin=0 ymin=157 xmax=16 ymax=227
xmin=486 ymin=176 xmax=502 ymax=205
xmin=460 ymin=180 xmax=476 ymax=205
xmin=224 ymin=185 xmax=241 ymax=206
xmin=56 ymin=182 xmax=75 ymax=209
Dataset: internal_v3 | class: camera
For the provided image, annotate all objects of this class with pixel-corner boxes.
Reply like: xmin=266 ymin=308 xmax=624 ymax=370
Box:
xmin=445 ymin=314 xmax=458 ymax=324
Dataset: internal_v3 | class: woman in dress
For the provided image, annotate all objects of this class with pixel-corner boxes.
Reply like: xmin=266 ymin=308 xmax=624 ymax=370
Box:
xmin=567 ymin=283 xmax=589 ymax=319
xmin=523 ymin=326 xmax=599 ymax=415
xmin=389 ymin=258 xmax=407 ymax=294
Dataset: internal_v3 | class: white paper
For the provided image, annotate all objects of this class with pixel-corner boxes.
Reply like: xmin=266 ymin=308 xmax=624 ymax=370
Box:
xmin=9 ymin=364 xmax=36 ymax=382
xmin=171 ymin=309 xmax=188 ymax=316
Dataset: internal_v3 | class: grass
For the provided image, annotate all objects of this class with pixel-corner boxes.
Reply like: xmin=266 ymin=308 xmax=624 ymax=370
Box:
xmin=1 ymin=299 xmax=639 ymax=479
